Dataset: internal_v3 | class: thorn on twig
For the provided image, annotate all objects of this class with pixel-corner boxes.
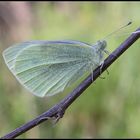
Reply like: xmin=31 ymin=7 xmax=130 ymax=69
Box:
xmin=54 ymin=107 xmax=65 ymax=124
xmin=36 ymin=107 xmax=65 ymax=126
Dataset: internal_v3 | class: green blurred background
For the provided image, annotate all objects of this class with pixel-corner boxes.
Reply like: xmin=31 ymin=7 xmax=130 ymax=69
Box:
xmin=0 ymin=1 xmax=140 ymax=138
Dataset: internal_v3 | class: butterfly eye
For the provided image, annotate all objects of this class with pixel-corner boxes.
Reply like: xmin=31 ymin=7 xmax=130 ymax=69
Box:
xmin=102 ymin=40 xmax=107 ymax=49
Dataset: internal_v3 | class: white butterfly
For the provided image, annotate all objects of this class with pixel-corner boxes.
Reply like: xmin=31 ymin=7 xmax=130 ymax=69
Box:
xmin=3 ymin=40 xmax=106 ymax=97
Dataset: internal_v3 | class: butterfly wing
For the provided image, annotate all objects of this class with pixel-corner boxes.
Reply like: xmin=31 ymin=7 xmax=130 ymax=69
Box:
xmin=3 ymin=40 xmax=96 ymax=97
xmin=3 ymin=41 xmax=42 ymax=72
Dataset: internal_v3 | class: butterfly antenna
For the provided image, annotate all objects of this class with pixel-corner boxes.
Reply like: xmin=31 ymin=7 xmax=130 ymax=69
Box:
xmin=102 ymin=21 xmax=132 ymax=40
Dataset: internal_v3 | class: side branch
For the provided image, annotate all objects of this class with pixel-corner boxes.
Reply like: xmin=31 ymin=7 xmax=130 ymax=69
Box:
xmin=1 ymin=27 xmax=140 ymax=139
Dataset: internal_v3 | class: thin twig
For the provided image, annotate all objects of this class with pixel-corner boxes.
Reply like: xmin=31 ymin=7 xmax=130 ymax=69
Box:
xmin=1 ymin=27 xmax=140 ymax=139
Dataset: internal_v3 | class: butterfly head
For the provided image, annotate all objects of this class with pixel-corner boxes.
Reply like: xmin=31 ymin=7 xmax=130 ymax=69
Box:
xmin=96 ymin=40 xmax=107 ymax=51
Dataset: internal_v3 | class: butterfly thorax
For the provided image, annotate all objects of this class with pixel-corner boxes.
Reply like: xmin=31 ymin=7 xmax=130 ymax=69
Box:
xmin=89 ymin=40 xmax=107 ymax=65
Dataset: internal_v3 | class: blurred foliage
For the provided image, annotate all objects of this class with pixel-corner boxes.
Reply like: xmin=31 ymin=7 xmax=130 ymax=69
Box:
xmin=0 ymin=1 xmax=140 ymax=138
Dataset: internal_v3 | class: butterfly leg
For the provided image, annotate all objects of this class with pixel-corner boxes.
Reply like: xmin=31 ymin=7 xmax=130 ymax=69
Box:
xmin=99 ymin=62 xmax=106 ymax=79
xmin=106 ymin=69 xmax=109 ymax=75
xmin=91 ymin=61 xmax=108 ymax=80
xmin=104 ymin=49 xmax=110 ymax=55
xmin=104 ymin=49 xmax=117 ymax=58
xmin=90 ymin=65 xmax=94 ymax=82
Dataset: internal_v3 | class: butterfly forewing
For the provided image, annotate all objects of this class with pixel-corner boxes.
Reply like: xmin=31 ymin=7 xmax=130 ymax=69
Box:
xmin=3 ymin=40 xmax=99 ymax=97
